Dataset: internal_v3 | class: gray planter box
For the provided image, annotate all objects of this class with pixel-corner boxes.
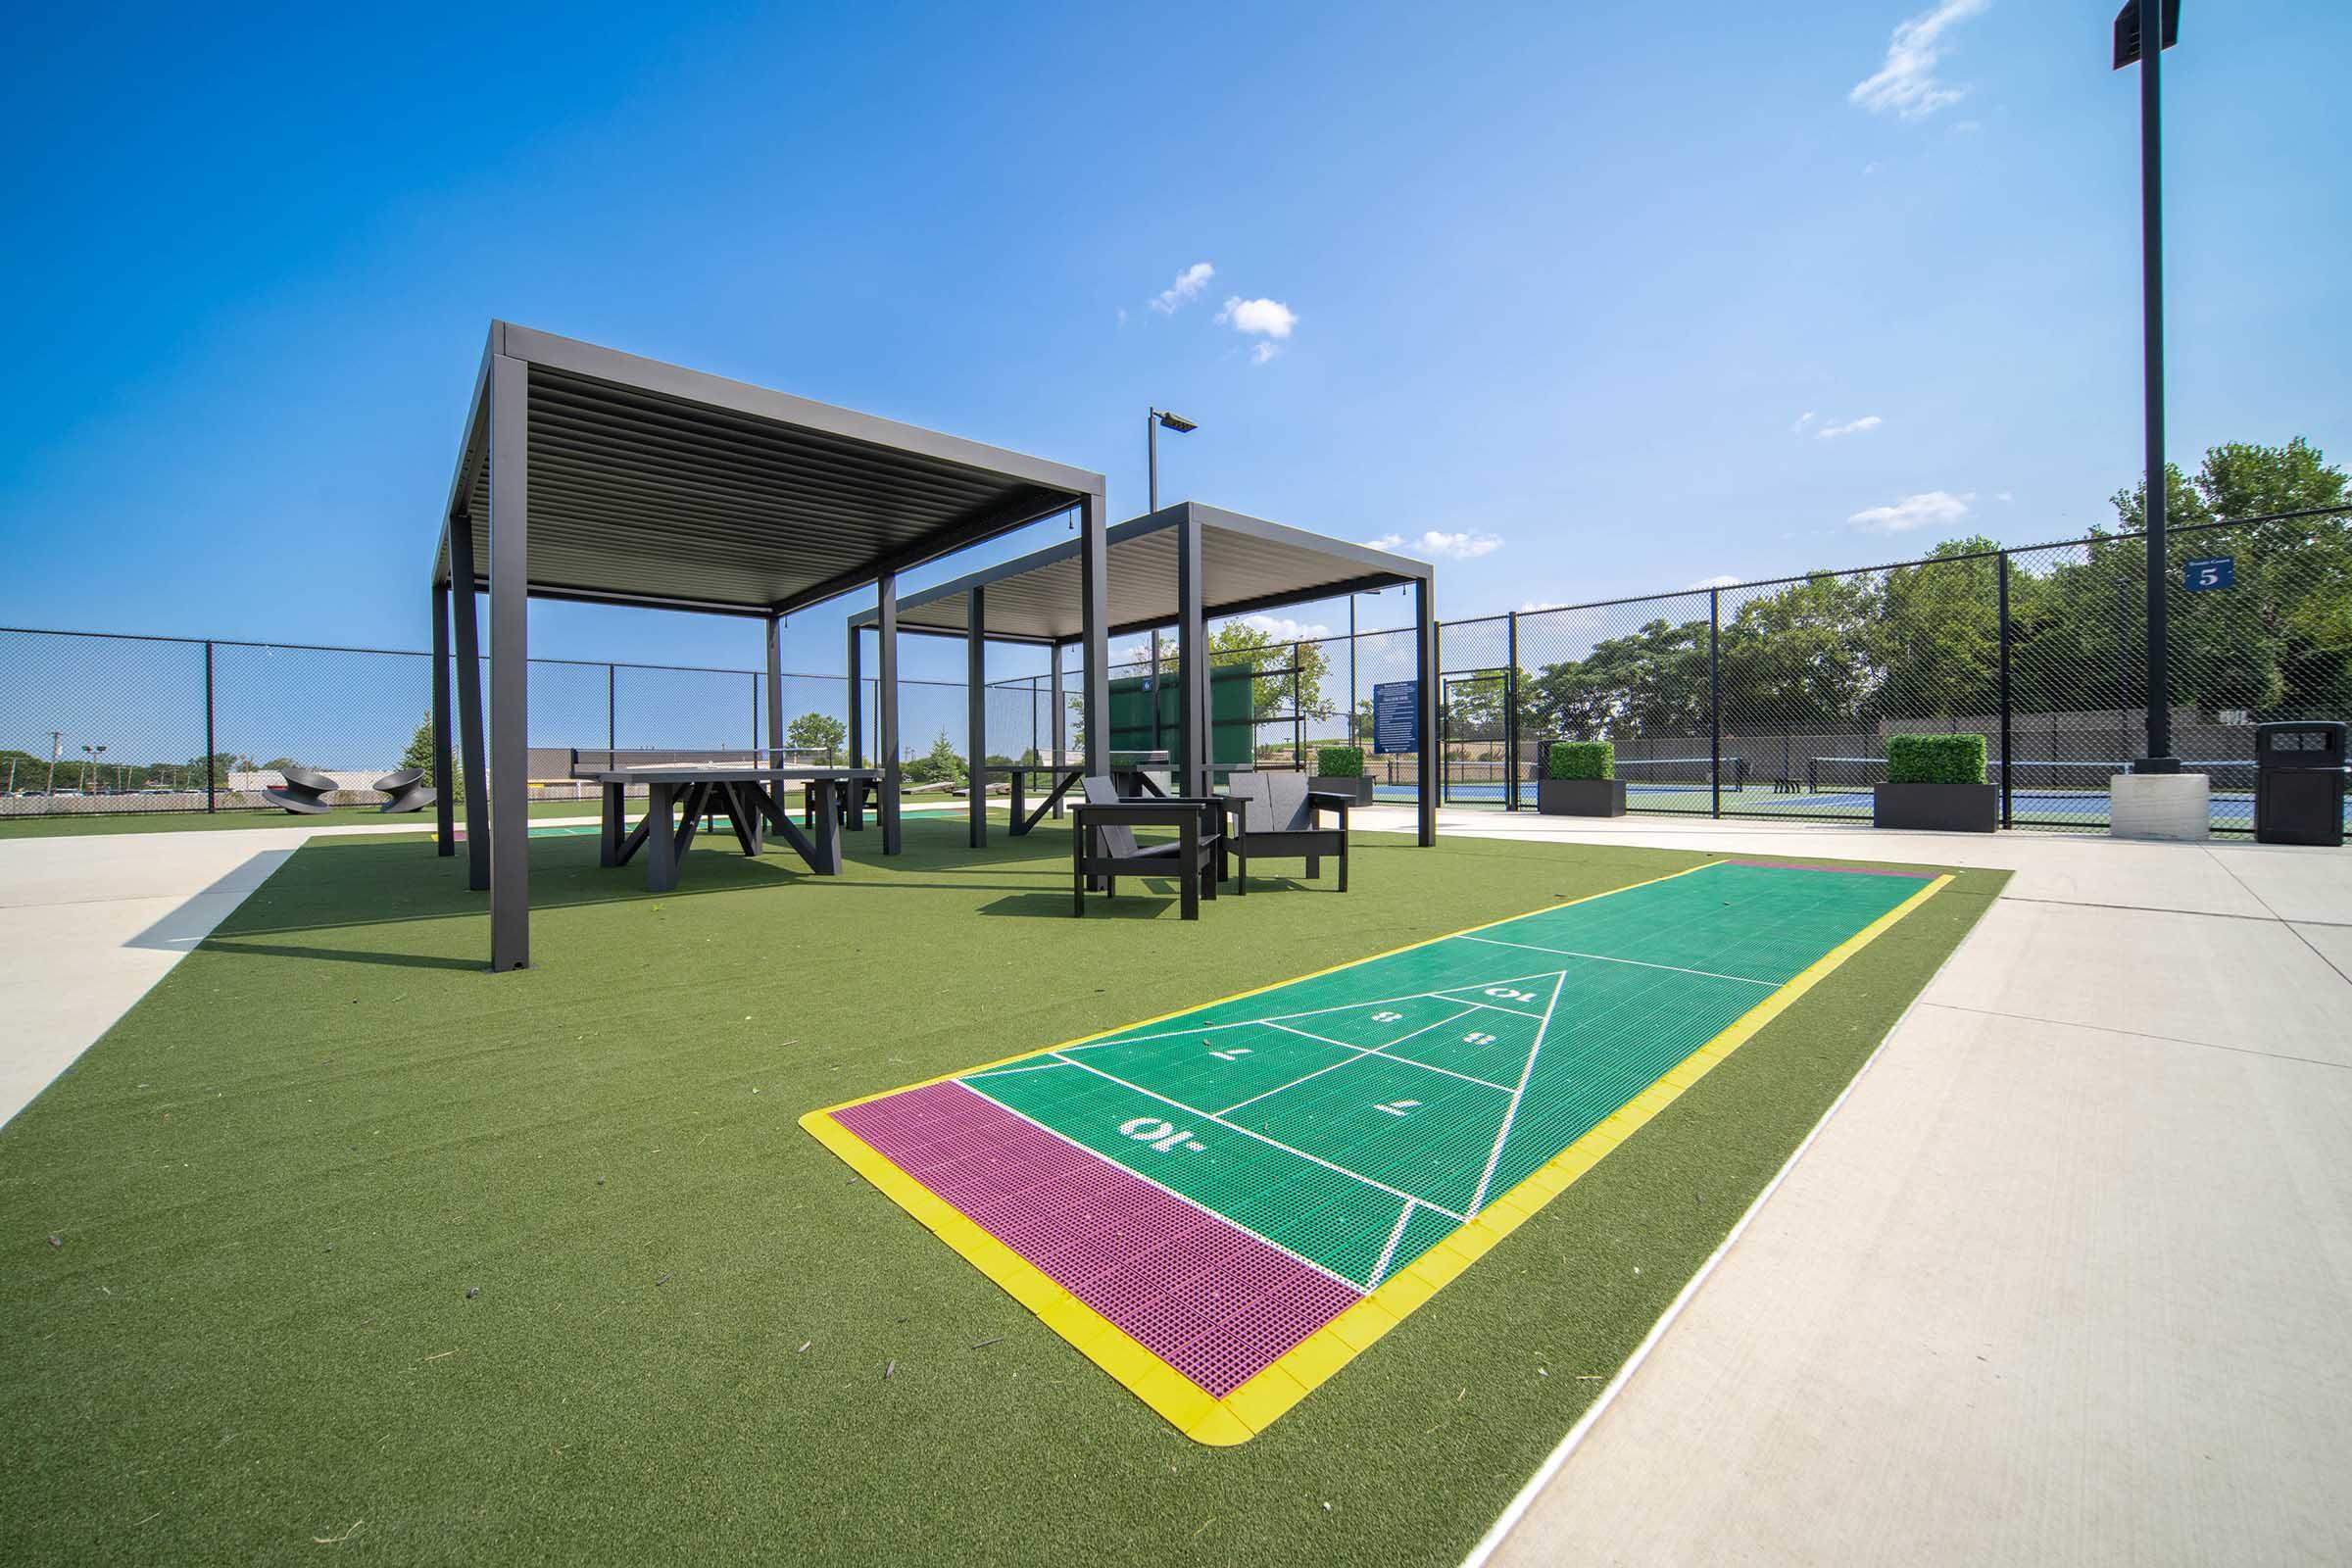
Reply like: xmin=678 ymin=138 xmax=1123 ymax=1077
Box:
xmin=1537 ymin=777 xmax=1627 ymax=816
xmin=1872 ymin=781 xmax=1996 ymax=833
xmin=1309 ymin=775 xmax=1374 ymax=805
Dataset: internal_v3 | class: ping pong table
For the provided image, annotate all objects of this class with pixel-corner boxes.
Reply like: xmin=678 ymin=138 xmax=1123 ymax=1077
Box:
xmin=569 ymin=750 xmax=884 ymax=892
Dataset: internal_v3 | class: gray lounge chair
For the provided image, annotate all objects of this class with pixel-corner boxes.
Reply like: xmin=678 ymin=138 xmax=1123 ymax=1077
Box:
xmin=1224 ymin=770 xmax=1351 ymax=892
xmin=1070 ymin=776 xmax=1228 ymax=919
xmin=265 ymin=764 xmax=337 ymax=815
xmin=372 ymin=767 xmax=438 ymax=814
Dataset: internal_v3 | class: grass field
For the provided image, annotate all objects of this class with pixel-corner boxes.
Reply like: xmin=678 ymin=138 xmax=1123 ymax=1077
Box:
xmin=0 ymin=817 xmax=2001 ymax=1565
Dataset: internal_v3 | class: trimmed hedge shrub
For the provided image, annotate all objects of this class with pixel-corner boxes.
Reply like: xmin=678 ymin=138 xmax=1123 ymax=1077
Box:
xmin=1546 ymin=741 xmax=1615 ymax=781
xmin=1886 ymin=733 xmax=1987 ymax=785
xmin=1314 ymin=745 xmax=1365 ymax=778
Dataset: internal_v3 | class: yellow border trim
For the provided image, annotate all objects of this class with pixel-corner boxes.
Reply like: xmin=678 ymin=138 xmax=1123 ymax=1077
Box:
xmin=802 ymin=861 xmax=1953 ymax=1446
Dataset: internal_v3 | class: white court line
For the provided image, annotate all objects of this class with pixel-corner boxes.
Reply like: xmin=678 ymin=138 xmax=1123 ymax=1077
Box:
xmin=1368 ymin=1200 xmax=1418 ymax=1287
xmin=1459 ymin=933 xmax=1775 ymax=988
xmin=1216 ymin=1006 xmax=1483 ymax=1116
xmin=1465 ymin=956 xmax=1573 ymax=1216
xmin=955 ymin=1079 xmax=1366 ymax=1292
xmin=1262 ymin=1020 xmax=1516 ymax=1094
xmin=1066 ymin=968 xmax=1567 ymax=1051
xmin=1044 ymin=1052 xmax=1470 ymax=1223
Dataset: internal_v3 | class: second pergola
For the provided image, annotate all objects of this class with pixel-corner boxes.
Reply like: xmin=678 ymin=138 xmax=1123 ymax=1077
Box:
xmin=847 ymin=502 xmax=1439 ymax=847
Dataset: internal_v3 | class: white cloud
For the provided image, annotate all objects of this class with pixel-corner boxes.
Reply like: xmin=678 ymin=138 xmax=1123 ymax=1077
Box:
xmin=1115 ymin=307 xmax=1128 ymax=326
xmin=1949 ymin=119 xmax=1983 ymax=135
xmin=1241 ymin=613 xmax=1331 ymax=642
xmin=1149 ymin=262 xmax=1215 ymax=315
xmin=1849 ymin=0 xmax=1990 ymax=121
xmin=1792 ymin=411 xmax=1818 ymax=434
xmin=1994 ymin=490 xmax=2015 ymax=504
xmin=1688 ymin=574 xmax=1743 ymax=590
xmin=1215 ymin=296 xmax=1298 ymax=362
xmin=1863 ymin=159 xmax=1888 ymax=175
xmin=1816 ymin=415 xmax=1883 ymax=440
xmin=1848 ymin=490 xmax=1977 ymax=533
xmin=1360 ymin=529 xmax=1502 ymax=561
xmin=1519 ymin=600 xmax=1567 ymax=612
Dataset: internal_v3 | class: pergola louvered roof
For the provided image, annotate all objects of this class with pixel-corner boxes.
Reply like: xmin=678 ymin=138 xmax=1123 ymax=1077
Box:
xmin=433 ymin=322 xmax=1102 ymax=618
xmin=847 ymin=503 xmax=1431 ymax=646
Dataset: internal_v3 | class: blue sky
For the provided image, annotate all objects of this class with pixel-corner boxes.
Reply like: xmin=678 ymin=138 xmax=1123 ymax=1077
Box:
xmin=2 ymin=0 xmax=2344 ymax=687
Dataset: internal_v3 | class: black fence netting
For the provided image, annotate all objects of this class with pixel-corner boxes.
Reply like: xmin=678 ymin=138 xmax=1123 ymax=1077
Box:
xmin=5 ymin=507 xmax=2344 ymax=830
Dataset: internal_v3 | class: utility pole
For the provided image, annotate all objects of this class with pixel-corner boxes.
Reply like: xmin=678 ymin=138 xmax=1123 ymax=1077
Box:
xmin=46 ymin=731 xmax=61 ymax=807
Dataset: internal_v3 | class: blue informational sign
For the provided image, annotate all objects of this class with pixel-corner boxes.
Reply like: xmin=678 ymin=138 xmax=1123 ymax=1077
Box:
xmin=1372 ymin=680 xmax=1420 ymax=756
xmin=2183 ymin=556 xmax=2234 ymax=592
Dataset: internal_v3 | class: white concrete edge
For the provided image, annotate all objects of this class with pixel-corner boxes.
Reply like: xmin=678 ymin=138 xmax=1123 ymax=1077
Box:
xmin=1456 ymin=905 xmax=1985 ymax=1568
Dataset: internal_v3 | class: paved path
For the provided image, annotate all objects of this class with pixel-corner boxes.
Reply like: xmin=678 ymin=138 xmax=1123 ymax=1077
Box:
xmin=1339 ymin=810 xmax=2349 ymax=1568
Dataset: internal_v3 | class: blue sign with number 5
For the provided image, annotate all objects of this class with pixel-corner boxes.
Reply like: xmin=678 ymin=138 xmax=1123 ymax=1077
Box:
xmin=2183 ymin=556 xmax=2233 ymax=592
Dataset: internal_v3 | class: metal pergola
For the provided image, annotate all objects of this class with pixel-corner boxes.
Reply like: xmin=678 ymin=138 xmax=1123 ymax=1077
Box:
xmin=430 ymin=321 xmax=1110 ymax=970
xmin=848 ymin=502 xmax=1439 ymax=848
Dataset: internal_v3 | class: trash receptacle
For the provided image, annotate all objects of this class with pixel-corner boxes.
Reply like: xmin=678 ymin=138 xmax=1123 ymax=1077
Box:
xmin=2253 ymin=720 xmax=2346 ymax=848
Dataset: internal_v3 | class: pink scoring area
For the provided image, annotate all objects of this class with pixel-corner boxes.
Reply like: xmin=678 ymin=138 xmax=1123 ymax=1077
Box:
xmin=831 ymin=1079 xmax=1361 ymax=1398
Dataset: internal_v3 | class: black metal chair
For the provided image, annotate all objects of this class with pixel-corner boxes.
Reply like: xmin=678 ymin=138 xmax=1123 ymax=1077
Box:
xmin=264 ymin=764 xmax=337 ymax=815
xmin=1224 ymin=770 xmax=1351 ymax=892
xmin=371 ymin=767 xmax=438 ymax=814
xmin=1070 ymin=776 xmax=1228 ymax=919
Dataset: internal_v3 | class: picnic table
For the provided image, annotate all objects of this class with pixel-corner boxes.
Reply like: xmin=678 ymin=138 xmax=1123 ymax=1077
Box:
xmin=571 ymin=750 xmax=883 ymax=892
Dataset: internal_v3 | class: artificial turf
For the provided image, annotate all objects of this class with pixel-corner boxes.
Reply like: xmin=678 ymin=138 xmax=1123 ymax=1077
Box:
xmin=0 ymin=816 xmax=2002 ymax=1566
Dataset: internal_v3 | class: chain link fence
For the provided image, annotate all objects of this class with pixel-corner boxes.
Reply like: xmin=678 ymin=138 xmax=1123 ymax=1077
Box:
xmin=6 ymin=507 xmax=2345 ymax=830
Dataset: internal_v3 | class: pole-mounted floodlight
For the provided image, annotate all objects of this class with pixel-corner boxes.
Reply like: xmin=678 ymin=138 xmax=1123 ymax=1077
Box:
xmin=1147 ymin=407 xmax=1198 ymax=513
xmin=2116 ymin=0 xmax=2182 ymax=773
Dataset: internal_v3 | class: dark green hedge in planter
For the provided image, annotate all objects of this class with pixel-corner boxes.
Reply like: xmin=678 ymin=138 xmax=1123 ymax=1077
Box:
xmin=1311 ymin=745 xmax=1373 ymax=804
xmin=1875 ymin=733 xmax=1994 ymax=831
xmin=1538 ymin=740 xmax=1625 ymax=816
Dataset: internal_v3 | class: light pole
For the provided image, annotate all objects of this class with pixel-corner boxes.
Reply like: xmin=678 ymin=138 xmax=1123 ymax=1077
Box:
xmin=2116 ymin=0 xmax=2181 ymax=773
xmin=1147 ymin=407 xmax=1197 ymax=514
xmin=45 ymin=731 xmax=61 ymax=807
xmin=1147 ymin=407 xmax=1198 ymax=755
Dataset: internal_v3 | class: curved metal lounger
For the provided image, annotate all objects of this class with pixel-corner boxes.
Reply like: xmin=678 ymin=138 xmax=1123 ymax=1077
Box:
xmin=371 ymin=767 xmax=439 ymax=814
xmin=266 ymin=763 xmax=338 ymax=815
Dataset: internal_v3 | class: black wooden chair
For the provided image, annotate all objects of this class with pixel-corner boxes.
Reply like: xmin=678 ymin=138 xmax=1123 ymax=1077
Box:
xmin=1070 ymin=776 xmax=1229 ymax=919
xmin=1225 ymin=770 xmax=1351 ymax=892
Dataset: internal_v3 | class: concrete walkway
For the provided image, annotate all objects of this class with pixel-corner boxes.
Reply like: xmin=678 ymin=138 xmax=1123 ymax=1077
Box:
xmin=1337 ymin=809 xmax=2349 ymax=1568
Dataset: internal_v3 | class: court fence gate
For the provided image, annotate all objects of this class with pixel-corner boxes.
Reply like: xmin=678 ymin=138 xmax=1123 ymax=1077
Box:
xmin=3 ymin=505 xmax=2344 ymax=835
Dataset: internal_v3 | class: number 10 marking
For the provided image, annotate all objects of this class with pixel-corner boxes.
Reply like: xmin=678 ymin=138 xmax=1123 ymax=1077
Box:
xmin=1120 ymin=1116 xmax=1205 ymax=1153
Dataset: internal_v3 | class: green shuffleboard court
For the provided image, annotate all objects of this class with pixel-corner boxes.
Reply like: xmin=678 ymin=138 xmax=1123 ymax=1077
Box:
xmin=807 ymin=858 xmax=1949 ymax=1445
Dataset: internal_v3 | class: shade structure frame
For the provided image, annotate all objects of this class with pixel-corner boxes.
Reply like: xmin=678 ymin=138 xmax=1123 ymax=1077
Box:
xmin=431 ymin=321 xmax=1109 ymax=970
xmin=848 ymin=501 xmax=1437 ymax=836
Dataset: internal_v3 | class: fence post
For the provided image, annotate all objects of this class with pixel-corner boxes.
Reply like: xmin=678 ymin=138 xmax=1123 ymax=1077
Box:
xmin=1504 ymin=612 xmax=1521 ymax=810
xmin=1708 ymin=588 xmax=1722 ymax=819
xmin=1292 ymin=642 xmax=1303 ymax=769
xmin=204 ymin=640 xmax=217 ymax=812
xmin=1998 ymin=552 xmax=2014 ymax=830
xmin=607 ymin=664 xmax=616 ymax=752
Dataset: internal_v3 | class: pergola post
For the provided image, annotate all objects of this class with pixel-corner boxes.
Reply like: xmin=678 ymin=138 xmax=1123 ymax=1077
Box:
xmin=1050 ymin=640 xmax=1066 ymax=816
xmin=1174 ymin=505 xmax=1207 ymax=796
xmin=449 ymin=511 xmax=490 ymax=892
xmin=764 ymin=614 xmax=785 ymax=762
xmin=1079 ymin=491 xmax=1109 ymax=775
xmin=966 ymin=586 xmax=987 ymax=849
xmin=846 ymin=624 xmax=863 ymax=768
xmin=487 ymin=350 xmax=531 ymax=971
xmin=878 ymin=570 xmax=903 ymax=854
xmin=432 ymin=576 xmax=454 ymax=857
xmin=1415 ymin=574 xmax=1438 ymax=848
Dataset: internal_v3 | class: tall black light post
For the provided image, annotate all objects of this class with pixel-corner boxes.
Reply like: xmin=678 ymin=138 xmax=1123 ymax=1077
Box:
xmin=1146 ymin=408 xmax=1198 ymax=751
xmin=2117 ymin=0 xmax=2181 ymax=773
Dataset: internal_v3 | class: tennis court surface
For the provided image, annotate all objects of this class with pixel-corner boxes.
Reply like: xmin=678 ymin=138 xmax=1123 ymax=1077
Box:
xmin=806 ymin=858 xmax=1950 ymax=1444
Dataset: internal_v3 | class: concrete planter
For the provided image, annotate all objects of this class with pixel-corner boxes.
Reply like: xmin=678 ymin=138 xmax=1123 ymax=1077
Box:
xmin=1872 ymin=781 xmax=1996 ymax=833
xmin=1309 ymin=774 xmax=1374 ymax=805
xmin=2110 ymin=771 xmax=2211 ymax=842
xmin=1537 ymin=777 xmax=1627 ymax=816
